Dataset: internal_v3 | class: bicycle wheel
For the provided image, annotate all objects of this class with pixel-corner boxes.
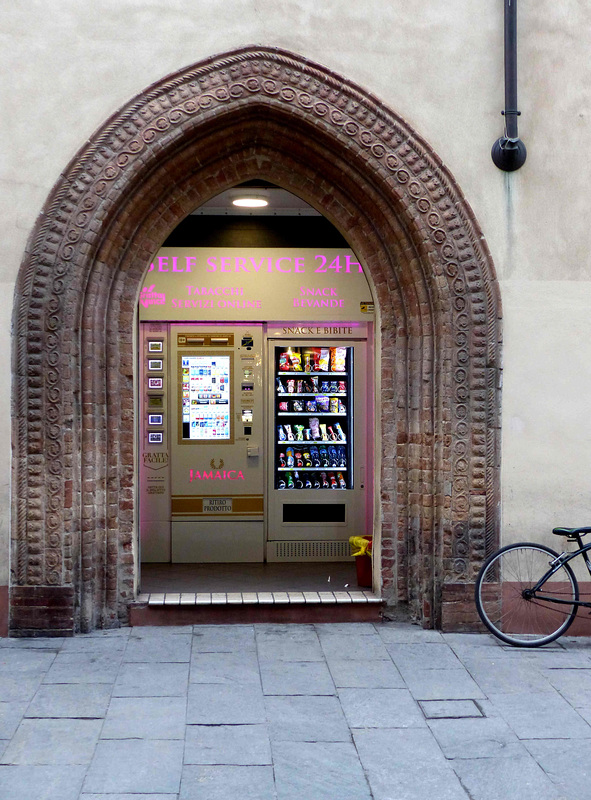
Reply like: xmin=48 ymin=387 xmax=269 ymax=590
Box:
xmin=475 ymin=542 xmax=579 ymax=647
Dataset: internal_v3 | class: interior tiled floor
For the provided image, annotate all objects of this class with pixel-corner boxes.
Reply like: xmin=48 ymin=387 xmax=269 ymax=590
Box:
xmin=140 ymin=561 xmax=359 ymax=594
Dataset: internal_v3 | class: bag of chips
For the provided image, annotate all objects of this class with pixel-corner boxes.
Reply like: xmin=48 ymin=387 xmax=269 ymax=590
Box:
xmin=309 ymin=417 xmax=321 ymax=440
xmin=318 ymin=348 xmax=330 ymax=372
xmin=278 ymin=351 xmax=291 ymax=371
xmin=330 ymin=347 xmax=347 ymax=372
xmin=289 ymin=348 xmax=302 ymax=371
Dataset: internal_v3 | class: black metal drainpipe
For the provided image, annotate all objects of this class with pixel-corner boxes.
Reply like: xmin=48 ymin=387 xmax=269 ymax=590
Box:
xmin=491 ymin=0 xmax=527 ymax=171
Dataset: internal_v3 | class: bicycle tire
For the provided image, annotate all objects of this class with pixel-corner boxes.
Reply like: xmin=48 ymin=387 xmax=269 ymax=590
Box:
xmin=474 ymin=542 xmax=579 ymax=647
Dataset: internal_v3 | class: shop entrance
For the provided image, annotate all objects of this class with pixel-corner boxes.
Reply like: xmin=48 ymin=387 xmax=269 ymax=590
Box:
xmin=137 ymin=246 xmax=375 ymax=593
xmin=11 ymin=47 xmax=502 ymax=634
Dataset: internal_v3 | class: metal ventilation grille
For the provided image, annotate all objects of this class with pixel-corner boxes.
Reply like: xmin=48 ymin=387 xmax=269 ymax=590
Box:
xmin=273 ymin=540 xmax=351 ymax=561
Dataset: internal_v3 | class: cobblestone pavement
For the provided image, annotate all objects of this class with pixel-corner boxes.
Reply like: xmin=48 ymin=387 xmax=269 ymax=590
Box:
xmin=1 ymin=622 xmax=591 ymax=799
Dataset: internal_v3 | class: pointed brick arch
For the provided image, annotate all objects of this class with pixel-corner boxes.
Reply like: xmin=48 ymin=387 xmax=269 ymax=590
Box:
xmin=11 ymin=47 xmax=501 ymax=634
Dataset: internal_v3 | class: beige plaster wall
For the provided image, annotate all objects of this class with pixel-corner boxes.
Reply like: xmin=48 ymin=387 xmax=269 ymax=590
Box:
xmin=1 ymin=0 xmax=590 ymax=584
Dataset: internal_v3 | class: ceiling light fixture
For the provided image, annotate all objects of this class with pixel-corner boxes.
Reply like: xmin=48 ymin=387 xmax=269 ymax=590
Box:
xmin=231 ymin=195 xmax=269 ymax=208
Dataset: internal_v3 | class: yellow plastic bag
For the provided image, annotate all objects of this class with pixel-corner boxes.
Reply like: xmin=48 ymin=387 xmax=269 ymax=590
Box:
xmin=349 ymin=535 xmax=372 ymax=557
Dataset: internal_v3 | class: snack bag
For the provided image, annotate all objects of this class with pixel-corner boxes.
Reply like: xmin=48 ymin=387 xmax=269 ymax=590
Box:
xmin=293 ymin=400 xmax=304 ymax=412
xmin=278 ymin=351 xmax=291 ymax=371
xmin=294 ymin=425 xmax=305 ymax=440
xmin=287 ymin=380 xmax=295 ymax=394
xmin=330 ymin=347 xmax=347 ymax=372
xmin=309 ymin=417 xmax=321 ymax=439
xmin=319 ymin=423 xmax=329 ymax=440
xmin=289 ymin=348 xmax=303 ymax=371
xmin=305 ymin=399 xmax=317 ymax=413
xmin=279 ymin=401 xmax=289 ymax=412
xmin=318 ymin=348 xmax=330 ymax=372
xmin=303 ymin=348 xmax=318 ymax=373
xmin=317 ymin=396 xmax=330 ymax=412
xmin=284 ymin=424 xmax=295 ymax=441
xmin=329 ymin=397 xmax=339 ymax=414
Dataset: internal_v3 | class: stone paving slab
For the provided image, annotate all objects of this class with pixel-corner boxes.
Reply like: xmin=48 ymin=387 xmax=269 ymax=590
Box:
xmin=81 ymin=796 xmax=176 ymax=800
xmin=403 ymin=666 xmax=486 ymax=701
xmin=260 ymin=658 xmax=335 ymax=695
xmin=524 ymin=738 xmax=591 ymax=799
xmin=353 ymin=727 xmax=469 ymax=800
xmin=1 ymin=718 xmax=102 ymax=765
xmin=0 ymin=701 xmax=29 ymax=738
xmin=0 ymin=622 xmax=591 ymax=799
xmin=272 ymin=740 xmax=372 ymax=800
xmin=427 ymin=714 xmax=527 ymax=760
xmin=0 ymin=674 xmax=44 ymax=702
xmin=190 ymin=649 xmax=260 ymax=685
xmin=0 ymin=764 xmax=87 ymax=800
xmin=180 ymin=765 xmax=276 ymax=800
xmin=113 ymin=660 xmax=189 ymax=697
xmin=187 ymin=682 xmax=266 ymax=725
xmin=42 ymin=653 xmax=122 ymax=685
xmin=184 ymin=723 xmax=272 ymax=765
xmin=83 ymin=739 xmax=184 ymax=794
xmin=487 ymin=690 xmax=591 ymax=739
xmin=101 ymin=696 xmax=187 ymax=739
xmin=338 ymin=687 xmax=427 ymax=729
xmin=327 ymin=656 xmax=405 ymax=688
xmin=26 ymin=683 xmax=112 ymax=719
xmin=452 ymin=754 xmax=564 ymax=800
xmin=265 ymin=694 xmax=351 ymax=741
xmin=122 ymin=633 xmax=192 ymax=663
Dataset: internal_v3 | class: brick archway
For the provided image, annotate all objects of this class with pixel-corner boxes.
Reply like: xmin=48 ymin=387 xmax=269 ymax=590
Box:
xmin=11 ymin=47 xmax=501 ymax=634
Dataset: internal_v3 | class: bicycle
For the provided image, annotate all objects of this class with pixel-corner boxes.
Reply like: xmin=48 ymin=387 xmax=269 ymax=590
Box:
xmin=474 ymin=526 xmax=591 ymax=647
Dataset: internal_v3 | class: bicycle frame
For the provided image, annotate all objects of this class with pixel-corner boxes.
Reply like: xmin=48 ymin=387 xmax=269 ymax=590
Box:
xmin=530 ymin=534 xmax=591 ymax=608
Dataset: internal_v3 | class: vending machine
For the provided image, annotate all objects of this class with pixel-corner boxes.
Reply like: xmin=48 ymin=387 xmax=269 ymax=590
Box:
xmin=266 ymin=329 xmax=369 ymax=561
xmin=139 ymin=323 xmax=371 ymax=564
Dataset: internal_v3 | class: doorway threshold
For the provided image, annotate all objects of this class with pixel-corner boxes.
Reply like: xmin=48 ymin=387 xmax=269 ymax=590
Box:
xmin=130 ymin=562 xmax=383 ymax=624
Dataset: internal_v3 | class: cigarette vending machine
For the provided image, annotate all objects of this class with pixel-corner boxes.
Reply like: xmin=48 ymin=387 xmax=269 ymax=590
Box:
xmin=266 ymin=332 xmax=369 ymax=561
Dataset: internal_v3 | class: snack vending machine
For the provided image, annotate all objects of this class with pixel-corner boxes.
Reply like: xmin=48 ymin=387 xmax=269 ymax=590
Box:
xmin=267 ymin=336 xmax=369 ymax=559
xmin=275 ymin=345 xmax=352 ymax=491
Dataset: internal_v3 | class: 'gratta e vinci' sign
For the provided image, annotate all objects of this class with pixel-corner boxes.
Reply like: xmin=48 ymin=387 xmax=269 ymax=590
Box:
xmin=138 ymin=248 xmax=375 ymax=323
